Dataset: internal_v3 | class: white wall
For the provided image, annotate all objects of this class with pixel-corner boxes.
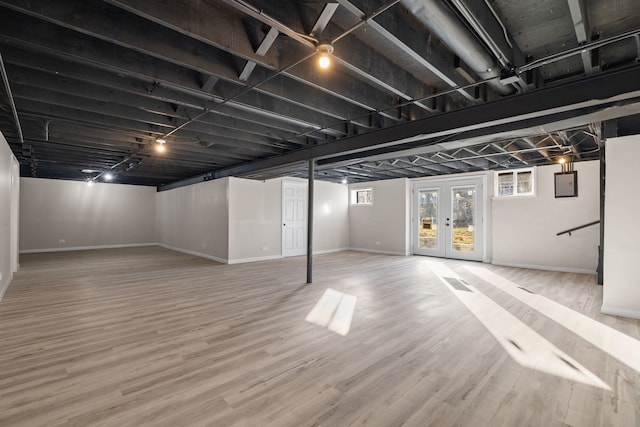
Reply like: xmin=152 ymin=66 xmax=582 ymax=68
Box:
xmin=492 ymin=161 xmax=600 ymax=273
xmin=228 ymin=177 xmax=281 ymax=263
xmin=313 ymin=180 xmax=350 ymax=253
xmin=349 ymin=178 xmax=410 ymax=255
xmin=156 ymin=178 xmax=229 ymax=263
xmin=602 ymin=136 xmax=640 ymax=319
xmin=227 ymin=177 xmax=349 ymax=263
xmin=0 ymin=132 xmax=19 ymax=300
xmin=20 ymin=178 xmax=156 ymax=252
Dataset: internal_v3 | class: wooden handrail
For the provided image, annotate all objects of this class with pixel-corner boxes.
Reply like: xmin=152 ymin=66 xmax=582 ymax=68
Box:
xmin=557 ymin=220 xmax=600 ymax=236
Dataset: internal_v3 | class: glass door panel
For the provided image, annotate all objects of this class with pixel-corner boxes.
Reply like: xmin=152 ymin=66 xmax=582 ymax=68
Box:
xmin=450 ymin=186 xmax=476 ymax=253
xmin=418 ymin=189 xmax=438 ymax=249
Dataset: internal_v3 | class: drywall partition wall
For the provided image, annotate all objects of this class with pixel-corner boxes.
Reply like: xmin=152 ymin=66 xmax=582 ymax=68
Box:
xmin=227 ymin=177 xmax=349 ymax=263
xmin=313 ymin=180 xmax=349 ymax=254
xmin=492 ymin=160 xmax=599 ymax=273
xmin=20 ymin=178 xmax=157 ymax=252
xmin=228 ymin=177 xmax=282 ymax=263
xmin=156 ymin=177 xmax=229 ymax=263
xmin=349 ymin=178 xmax=410 ymax=255
xmin=0 ymin=132 xmax=19 ymax=300
xmin=602 ymin=136 xmax=640 ymax=319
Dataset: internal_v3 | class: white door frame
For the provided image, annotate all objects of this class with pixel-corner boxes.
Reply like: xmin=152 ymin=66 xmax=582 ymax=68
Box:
xmin=10 ymin=159 xmax=19 ymax=273
xmin=282 ymin=180 xmax=307 ymax=257
xmin=412 ymin=176 xmax=485 ymax=261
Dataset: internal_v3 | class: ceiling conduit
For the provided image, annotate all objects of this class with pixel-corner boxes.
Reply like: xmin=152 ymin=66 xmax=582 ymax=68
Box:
xmin=400 ymin=0 xmax=512 ymax=95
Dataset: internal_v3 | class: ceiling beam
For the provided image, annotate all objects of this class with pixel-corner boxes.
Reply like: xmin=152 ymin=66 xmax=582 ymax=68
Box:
xmin=566 ymin=0 xmax=599 ymax=74
xmin=0 ymin=5 xmax=375 ymax=131
xmin=239 ymin=27 xmax=279 ymax=81
xmin=14 ymin=98 xmax=285 ymax=157
xmin=20 ymin=0 xmax=406 ymax=123
xmin=310 ymin=3 xmax=340 ymax=37
xmin=0 ymin=45 xmax=345 ymax=141
xmin=159 ymin=65 xmax=640 ymax=190
xmin=11 ymin=84 xmax=292 ymax=151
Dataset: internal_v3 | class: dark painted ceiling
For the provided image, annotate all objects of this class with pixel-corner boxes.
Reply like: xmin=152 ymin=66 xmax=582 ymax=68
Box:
xmin=0 ymin=0 xmax=639 ymax=188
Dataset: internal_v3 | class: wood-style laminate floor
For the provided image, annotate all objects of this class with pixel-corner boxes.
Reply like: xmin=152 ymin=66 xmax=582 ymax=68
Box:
xmin=1 ymin=247 xmax=639 ymax=426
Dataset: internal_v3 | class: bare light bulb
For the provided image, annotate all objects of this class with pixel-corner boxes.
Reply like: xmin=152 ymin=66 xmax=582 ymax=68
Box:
xmin=156 ymin=142 xmax=166 ymax=153
xmin=558 ymin=157 xmax=566 ymax=164
xmin=87 ymin=180 xmax=94 ymax=187
xmin=316 ymin=43 xmax=334 ymax=69
xmin=319 ymin=55 xmax=331 ymax=69
xmin=103 ymin=172 xmax=113 ymax=181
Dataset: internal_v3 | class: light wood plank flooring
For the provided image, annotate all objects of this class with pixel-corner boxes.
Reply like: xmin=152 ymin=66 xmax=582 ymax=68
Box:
xmin=1 ymin=247 xmax=639 ymax=426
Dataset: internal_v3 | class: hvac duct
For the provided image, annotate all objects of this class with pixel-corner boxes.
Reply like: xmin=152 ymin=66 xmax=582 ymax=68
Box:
xmin=401 ymin=0 xmax=512 ymax=95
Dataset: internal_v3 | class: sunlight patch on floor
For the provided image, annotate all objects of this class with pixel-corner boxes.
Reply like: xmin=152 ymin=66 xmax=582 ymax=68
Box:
xmin=427 ymin=261 xmax=611 ymax=390
xmin=305 ymin=288 xmax=357 ymax=336
xmin=465 ymin=265 xmax=640 ymax=375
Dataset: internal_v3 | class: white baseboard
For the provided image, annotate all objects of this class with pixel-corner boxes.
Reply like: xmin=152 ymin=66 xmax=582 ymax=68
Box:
xmin=348 ymin=247 xmax=407 ymax=256
xmin=229 ymin=248 xmax=349 ymax=263
xmin=228 ymin=255 xmax=283 ymax=265
xmin=158 ymin=244 xmax=227 ymax=264
xmin=313 ymin=248 xmax=350 ymax=255
xmin=0 ymin=272 xmax=13 ymax=302
xmin=491 ymin=261 xmax=596 ymax=275
xmin=20 ymin=243 xmax=158 ymax=254
xmin=600 ymin=305 xmax=640 ymax=320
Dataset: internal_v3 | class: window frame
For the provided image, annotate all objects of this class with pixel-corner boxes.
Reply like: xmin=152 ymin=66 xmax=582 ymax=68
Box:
xmin=350 ymin=188 xmax=373 ymax=205
xmin=494 ymin=167 xmax=536 ymax=198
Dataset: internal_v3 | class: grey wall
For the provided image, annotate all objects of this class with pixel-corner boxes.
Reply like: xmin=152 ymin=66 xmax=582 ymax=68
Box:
xmin=349 ymin=178 xmax=410 ymax=255
xmin=227 ymin=177 xmax=349 ymax=262
xmin=228 ymin=177 xmax=281 ymax=262
xmin=313 ymin=180 xmax=350 ymax=253
xmin=0 ymin=132 xmax=19 ymax=300
xmin=20 ymin=178 xmax=156 ymax=252
xmin=156 ymin=177 xmax=229 ymax=262
xmin=492 ymin=161 xmax=599 ymax=273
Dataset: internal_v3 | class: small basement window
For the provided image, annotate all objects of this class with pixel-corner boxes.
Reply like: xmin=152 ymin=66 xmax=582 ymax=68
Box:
xmin=351 ymin=188 xmax=373 ymax=205
xmin=495 ymin=167 xmax=535 ymax=197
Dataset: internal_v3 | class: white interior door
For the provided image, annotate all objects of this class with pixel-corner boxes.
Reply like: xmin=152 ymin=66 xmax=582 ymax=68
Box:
xmin=413 ymin=178 xmax=483 ymax=261
xmin=282 ymin=181 xmax=307 ymax=257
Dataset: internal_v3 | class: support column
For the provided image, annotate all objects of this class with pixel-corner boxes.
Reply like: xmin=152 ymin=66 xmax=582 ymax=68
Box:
xmin=599 ymin=120 xmax=617 ymax=285
xmin=598 ymin=137 xmax=605 ymax=285
xmin=307 ymin=159 xmax=315 ymax=284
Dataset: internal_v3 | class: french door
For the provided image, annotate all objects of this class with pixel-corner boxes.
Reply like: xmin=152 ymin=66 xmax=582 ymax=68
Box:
xmin=413 ymin=178 xmax=483 ymax=261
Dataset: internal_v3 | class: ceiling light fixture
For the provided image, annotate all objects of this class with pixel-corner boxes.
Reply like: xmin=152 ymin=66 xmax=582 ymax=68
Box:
xmin=103 ymin=172 xmax=113 ymax=181
xmin=87 ymin=180 xmax=94 ymax=187
xmin=317 ymin=43 xmax=334 ymax=69
xmin=156 ymin=138 xmax=166 ymax=153
xmin=341 ymin=177 xmax=348 ymax=184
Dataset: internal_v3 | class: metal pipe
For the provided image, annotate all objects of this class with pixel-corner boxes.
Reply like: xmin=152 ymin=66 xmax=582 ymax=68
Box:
xmin=400 ymin=0 xmax=512 ymax=95
xmin=307 ymin=159 xmax=315 ymax=284
xmin=519 ymin=27 xmax=640 ymax=73
xmin=0 ymin=51 xmax=25 ymax=145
